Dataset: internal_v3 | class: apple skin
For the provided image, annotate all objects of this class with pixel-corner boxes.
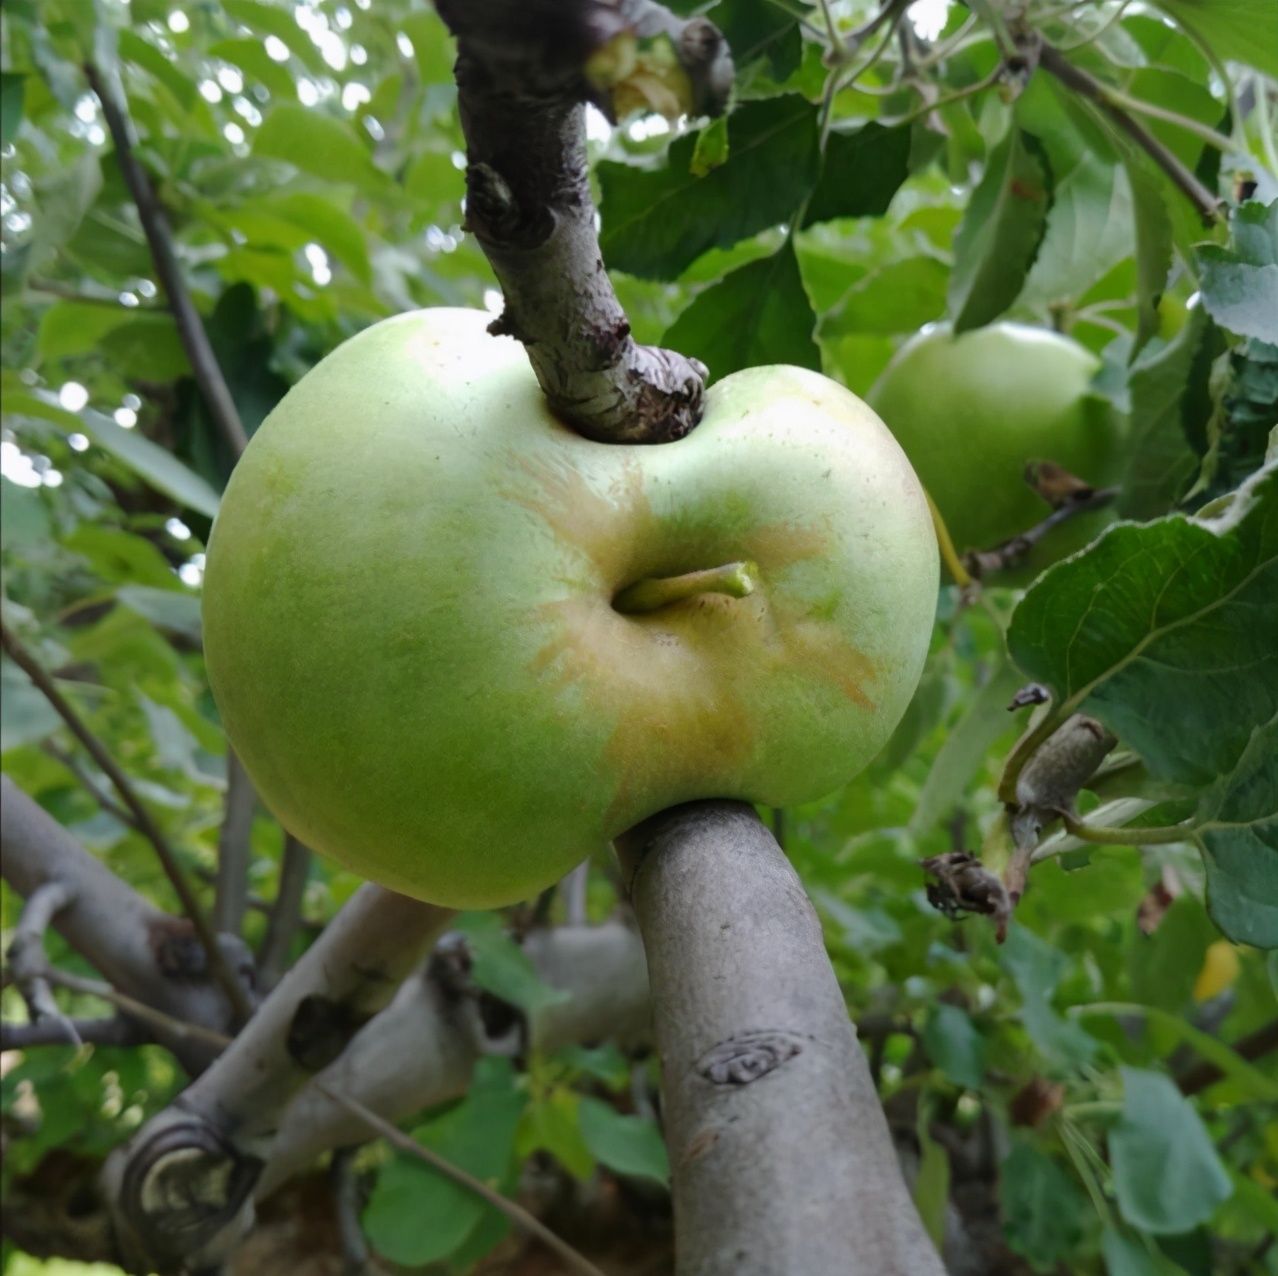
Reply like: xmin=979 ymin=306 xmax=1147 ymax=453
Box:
xmin=202 ymin=308 xmax=939 ymax=908
xmin=867 ymin=323 xmax=1126 ymax=565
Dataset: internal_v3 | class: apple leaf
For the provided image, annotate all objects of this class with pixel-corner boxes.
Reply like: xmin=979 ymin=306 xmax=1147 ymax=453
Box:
xmin=1193 ymin=712 xmax=1278 ymax=948
xmin=1009 ymin=464 xmax=1278 ymax=789
xmin=1000 ymin=925 xmax=1098 ymax=1067
xmin=0 ymin=73 xmax=24 ymax=146
xmin=706 ymin=0 xmax=804 ymax=79
xmin=362 ymin=1057 xmax=524 ymax=1266
xmin=253 ymin=103 xmax=389 ymax=196
xmin=922 ymin=1004 xmax=987 ymax=1090
xmin=1117 ymin=307 xmax=1216 ymax=521
xmin=1000 ymin=1139 xmax=1090 ymax=1268
xmin=1197 ymin=201 xmax=1278 ymax=345
xmin=1110 ymin=1067 xmax=1233 ymax=1234
xmin=1102 ymin=1227 xmax=1185 ymax=1276
xmin=819 ymin=255 xmax=949 ymax=337
xmin=662 ymin=240 xmax=820 ymax=382
xmin=1151 ymin=0 xmax=1278 ymax=79
xmin=577 ymin=1096 xmax=670 ymax=1185
xmin=948 ymin=127 xmax=1053 ymax=333
xmin=599 ymin=95 xmax=819 ymax=280
xmin=1121 ymin=148 xmax=1175 ymax=358
xmin=455 ymin=912 xmax=570 ymax=1015
xmin=802 ymin=123 xmax=911 ymax=228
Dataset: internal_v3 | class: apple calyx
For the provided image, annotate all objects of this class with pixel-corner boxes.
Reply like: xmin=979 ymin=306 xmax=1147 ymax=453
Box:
xmin=613 ymin=561 xmax=759 ymax=614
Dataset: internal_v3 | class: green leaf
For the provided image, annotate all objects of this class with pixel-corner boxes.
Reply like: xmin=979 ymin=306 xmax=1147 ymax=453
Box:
xmin=577 ymin=1096 xmax=670 ymax=1185
xmin=118 ymin=28 xmax=198 ymax=112
xmin=1110 ymin=1067 xmax=1232 ymax=1234
xmin=0 ymin=73 xmax=25 ymax=146
xmin=1000 ymin=1139 xmax=1089 ymax=1268
xmin=909 ymin=659 xmax=1024 ymax=837
xmin=1001 ymin=925 xmax=1098 ymax=1068
xmin=208 ymin=37 xmax=296 ymax=99
xmin=362 ymin=1057 xmax=524 ymax=1267
xmin=1118 ymin=307 xmax=1213 ymax=520
xmin=706 ymin=0 xmax=802 ymax=79
xmin=222 ymin=0 xmax=326 ymax=76
xmin=253 ymin=104 xmax=388 ymax=196
xmin=64 ymin=525 xmax=180 ymax=590
xmin=518 ymin=1086 xmax=595 ymax=1181
xmin=948 ymin=127 xmax=1052 ymax=332
xmin=913 ymin=1108 xmax=951 ymax=1251
xmin=802 ymin=123 xmax=910 ymax=228
xmin=36 ymin=300 xmax=136 ymax=362
xmin=663 ymin=240 xmax=819 ymax=383
xmin=1102 ymin=1226 xmax=1184 ymax=1276
xmin=3 ymin=388 xmax=221 ymax=518
xmin=820 ymin=256 xmax=949 ymax=337
xmin=922 ymin=1004 xmax=987 ymax=1089
xmin=1121 ymin=150 xmax=1174 ymax=357
xmin=261 ymin=192 xmax=373 ymax=285
xmin=599 ymin=95 xmax=819 ymax=280
xmin=1152 ymin=0 xmax=1278 ymax=79
xmin=1071 ymin=1003 xmax=1278 ymax=1100
xmin=1193 ymin=712 xmax=1278 ymax=947
xmin=1197 ymin=201 xmax=1278 ymax=345
xmin=690 ymin=114 xmax=729 ymax=177
xmin=1009 ymin=465 xmax=1278 ymax=788
xmin=1 ymin=660 xmax=62 ymax=754
xmin=455 ymin=913 xmax=570 ymax=1015
xmin=399 ymin=9 xmax=457 ymax=86
xmin=116 ymin=586 xmax=203 ymax=644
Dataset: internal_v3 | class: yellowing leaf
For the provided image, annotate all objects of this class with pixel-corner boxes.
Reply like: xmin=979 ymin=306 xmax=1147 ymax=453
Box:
xmin=1193 ymin=940 xmax=1241 ymax=1001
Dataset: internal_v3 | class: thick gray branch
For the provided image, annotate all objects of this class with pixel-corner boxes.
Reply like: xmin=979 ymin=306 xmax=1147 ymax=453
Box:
xmin=436 ymin=0 xmax=731 ymax=442
xmin=258 ymin=920 xmax=650 ymax=1196
xmin=618 ymin=803 xmax=946 ymax=1276
xmin=106 ymin=885 xmax=452 ymax=1269
xmin=0 ymin=777 xmax=245 ymax=1072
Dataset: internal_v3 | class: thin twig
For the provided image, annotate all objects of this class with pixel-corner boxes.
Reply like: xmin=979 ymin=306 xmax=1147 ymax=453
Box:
xmin=214 ymin=751 xmax=255 ymax=936
xmin=1 ymin=1013 xmax=146 ymax=1049
xmin=41 ymin=966 xmax=234 ymax=1052
xmin=1178 ymin=1021 xmax=1278 ymax=1097
xmin=1 ymin=622 xmax=253 ymax=1021
xmin=962 ymin=485 xmax=1119 ymax=579
xmin=257 ymin=834 xmax=312 ymax=986
xmin=83 ymin=61 xmax=249 ymax=456
xmin=1038 ymin=41 xmax=1223 ymax=222
xmin=313 ymin=1080 xmax=610 ymax=1276
xmin=5 ymin=882 xmax=82 ymax=1047
xmin=42 ymin=741 xmax=138 ymax=829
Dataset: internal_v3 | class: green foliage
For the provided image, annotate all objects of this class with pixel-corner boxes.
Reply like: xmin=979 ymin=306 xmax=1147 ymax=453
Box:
xmin=2 ymin=1 xmax=1276 ymax=1273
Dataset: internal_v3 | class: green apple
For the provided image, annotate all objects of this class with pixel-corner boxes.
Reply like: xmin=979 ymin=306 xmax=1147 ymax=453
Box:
xmin=867 ymin=322 xmax=1125 ymax=565
xmin=203 ymin=309 xmax=939 ymax=908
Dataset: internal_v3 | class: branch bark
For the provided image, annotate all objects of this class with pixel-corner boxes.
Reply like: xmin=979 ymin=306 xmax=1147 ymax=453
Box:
xmin=105 ymin=886 xmax=453 ymax=1270
xmin=256 ymin=834 xmax=311 ymax=987
xmin=617 ymin=803 xmax=946 ymax=1276
xmin=0 ymin=777 xmax=246 ymax=1072
xmin=436 ymin=0 xmax=731 ymax=442
xmin=214 ymin=751 xmax=255 ymax=937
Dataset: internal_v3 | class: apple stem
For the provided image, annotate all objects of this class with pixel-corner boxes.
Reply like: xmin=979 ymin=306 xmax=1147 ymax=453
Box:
xmin=613 ymin=561 xmax=758 ymax=614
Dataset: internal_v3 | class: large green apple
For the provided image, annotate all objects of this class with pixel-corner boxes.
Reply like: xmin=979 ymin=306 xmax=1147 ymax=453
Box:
xmin=203 ymin=309 xmax=938 ymax=908
xmin=867 ymin=322 xmax=1125 ymax=565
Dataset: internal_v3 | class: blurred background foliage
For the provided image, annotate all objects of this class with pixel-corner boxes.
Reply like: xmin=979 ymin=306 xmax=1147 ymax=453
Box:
xmin=1 ymin=1 xmax=1276 ymax=1273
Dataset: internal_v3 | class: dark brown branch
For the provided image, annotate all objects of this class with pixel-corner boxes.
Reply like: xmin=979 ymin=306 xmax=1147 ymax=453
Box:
xmin=328 ymin=1148 xmax=371 ymax=1276
xmin=435 ymin=0 xmax=730 ymax=442
xmin=0 ymin=624 xmax=253 ymax=1022
xmin=1037 ymin=41 xmax=1223 ymax=223
xmin=1178 ymin=1020 xmax=1278 ymax=1097
xmin=214 ymin=751 xmax=255 ymax=936
xmin=0 ymin=1013 xmax=146 ymax=1049
xmin=257 ymin=835 xmax=312 ymax=987
xmin=963 ymin=485 xmax=1119 ymax=579
xmin=83 ymin=60 xmax=250 ymax=456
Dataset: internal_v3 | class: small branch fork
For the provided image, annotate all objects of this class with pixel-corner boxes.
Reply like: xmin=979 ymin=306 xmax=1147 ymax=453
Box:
xmin=5 ymin=882 xmax=82 ymax=1048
